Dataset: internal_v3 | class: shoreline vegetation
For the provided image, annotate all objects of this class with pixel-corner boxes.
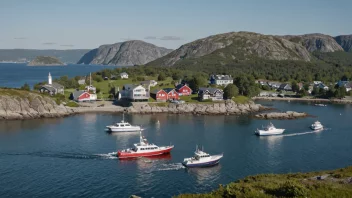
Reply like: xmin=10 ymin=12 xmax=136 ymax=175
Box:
xmin=177 ymin=166 xmax=352 ymax=198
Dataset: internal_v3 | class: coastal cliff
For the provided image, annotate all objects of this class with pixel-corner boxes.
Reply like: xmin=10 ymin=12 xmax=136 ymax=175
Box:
xmin=0 ymin=89 xmax=70 ymax=119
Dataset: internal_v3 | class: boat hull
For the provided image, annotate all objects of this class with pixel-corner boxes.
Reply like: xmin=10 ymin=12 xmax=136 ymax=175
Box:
xmin=311 ymin=126 xmax=323 ymax=131
xmin=255 ymin=129 xmax=285 ymax=136
xmin=106 ymin=126 xmax=141 ymax=132
xmin=182 ymin=159 xmax=221 ymax=168
xmin=117 ymin=146 xmax=173 ymax=159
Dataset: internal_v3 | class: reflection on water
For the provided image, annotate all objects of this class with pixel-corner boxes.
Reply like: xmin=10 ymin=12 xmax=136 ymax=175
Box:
xmin=186 ymin=165 xmax=222 ymax=185
xmin=0 ymin=118 xmax=64 ymax=134
xmin=108 ymin=131 xmax=140 ymax=148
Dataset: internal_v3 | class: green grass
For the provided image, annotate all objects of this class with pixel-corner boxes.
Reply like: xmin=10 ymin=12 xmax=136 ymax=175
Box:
xmin=66 ymin=101 xmax=79 ymax=107
xmin=176 ymin=166 xmax=352 ymax=198
xmin=232 ymin=95 xmax=250 ymax=104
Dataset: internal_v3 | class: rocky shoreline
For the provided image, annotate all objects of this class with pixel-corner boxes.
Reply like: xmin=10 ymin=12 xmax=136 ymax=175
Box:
xmin=255 ymin=111 xmax=308 ymax=119
xmin=254 ymin=96 xmax=352 ymax=104
xmin=0 ymin=92 xmax=267 ymax=120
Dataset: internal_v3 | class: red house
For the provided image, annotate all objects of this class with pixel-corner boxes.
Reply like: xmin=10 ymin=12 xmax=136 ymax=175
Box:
xmin=151 ymin=89 xmax=168 ymax=102
xmin=71 ymin=90 xmax=92 ymax=102
xmin=175 ymin=84 xmax=192 ymax=96
xmin=163 ymin=88 xmax=179 ymax=100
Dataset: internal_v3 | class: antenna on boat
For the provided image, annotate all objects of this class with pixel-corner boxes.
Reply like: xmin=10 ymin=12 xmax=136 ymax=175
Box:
xmin=202 ymin=145 xmax=204 ymax=151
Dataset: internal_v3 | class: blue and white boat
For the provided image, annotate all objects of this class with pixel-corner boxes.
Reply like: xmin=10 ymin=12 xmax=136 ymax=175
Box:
xmin=182 ymin=146 xmax=223 ymax=168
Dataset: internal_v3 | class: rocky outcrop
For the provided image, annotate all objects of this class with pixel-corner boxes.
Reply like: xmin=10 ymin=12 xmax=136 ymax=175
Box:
xmin=0 ymin=92 xmax=70 ymax=120
xmin=77 ymin=40 xmax=172 ymax=66
xmin=334 ymin=35 xmax=352 ymax=52
xmin=126 ymin=100 xmax=265 ymax=115
xmin=255 ymin=111 xmax=307 ymax=119
xmin=283 ymin=34 xmax=344 ymax=52
xmin=27 ymin=56 xmax=66 ymax=66
xmin=148 ymin=31 xmax=311 ymax=67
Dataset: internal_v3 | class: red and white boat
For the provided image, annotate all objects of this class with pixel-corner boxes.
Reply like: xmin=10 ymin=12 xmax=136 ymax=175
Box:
xmin=117 ymin=131 xmax=174 ymax=159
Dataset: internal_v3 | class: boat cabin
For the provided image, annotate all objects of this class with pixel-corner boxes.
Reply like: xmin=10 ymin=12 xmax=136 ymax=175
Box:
xmin=194 ymin=150 xmax=210 ymax=159
xmin=114 ymin=122 xmax=132 ymax=127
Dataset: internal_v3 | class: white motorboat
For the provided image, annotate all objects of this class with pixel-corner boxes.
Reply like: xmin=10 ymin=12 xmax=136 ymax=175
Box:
xmin=311 ymin=121 xmax=323 ymax=131
xmin=315 ymin=104 xmax=327 ymax=107
xmin=182 ymin=146 xmax=223 ymax=168
xmin=255 ymin=122 xmax=285 ymax=136
xmin=106 ymin=114 xmax=141 ymax=132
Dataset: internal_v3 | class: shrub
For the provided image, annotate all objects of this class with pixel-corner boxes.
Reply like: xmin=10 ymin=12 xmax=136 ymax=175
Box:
xmin=20 ymin=83 xmax=31 ymax=91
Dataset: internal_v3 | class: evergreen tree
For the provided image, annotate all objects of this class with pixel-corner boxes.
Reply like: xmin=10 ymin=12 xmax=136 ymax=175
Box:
xmin=223 ymin=84 xmax=239 ymax=99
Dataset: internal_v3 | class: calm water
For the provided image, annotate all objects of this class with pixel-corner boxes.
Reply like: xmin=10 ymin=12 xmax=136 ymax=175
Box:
xmin=0 ymin=63 xmax=119 ymax=88
xmin=0 ymin=101 xmax=352 ymax=197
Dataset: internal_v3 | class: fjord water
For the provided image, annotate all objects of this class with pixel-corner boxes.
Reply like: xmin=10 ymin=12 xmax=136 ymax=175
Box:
xmin=0 ymin=63 xmax=119 ymax=88
xmin=1 ymin=101 xmax=352 ymax=197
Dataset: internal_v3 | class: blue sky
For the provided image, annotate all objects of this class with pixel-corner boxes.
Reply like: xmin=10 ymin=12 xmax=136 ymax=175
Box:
xmin=0 ymin=0 xmax=350 ymax=50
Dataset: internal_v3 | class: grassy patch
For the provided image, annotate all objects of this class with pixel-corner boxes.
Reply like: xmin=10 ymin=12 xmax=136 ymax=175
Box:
xmin=233 ymin=95 xmax=250 ymax=104
xmin=176 ymin=166 xmax=352 ymax=198
xmin=65 ymin=101 xmax=79 ymax=107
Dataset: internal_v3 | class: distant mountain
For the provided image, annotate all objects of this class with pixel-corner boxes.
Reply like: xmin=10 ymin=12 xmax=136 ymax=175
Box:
xmin=27 ymin=56 xmax=65 ymax=66
xmin=77 ymin=40 xmax=172 ymax=66
xmin=334 ymin=35 xmax=352 ymax=52
xmin=282 ymin=33 xmax=344 ymax=52
xmin=0 ymin=49 xmax=90 ymax=63
xmin=148 ymin=31 xmax=312 ymax=67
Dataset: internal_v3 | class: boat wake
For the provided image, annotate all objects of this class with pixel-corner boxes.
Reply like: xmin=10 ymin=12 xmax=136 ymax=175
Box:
xmin=95 ymin=152 xmax=118 ymax=160
xmin=274 ymin=128 xmax=331 ymax=137
xmin=156 ymin=163 xmax=185 ymax=171
xmin=0 ymin=151 xmax=118 ymax=160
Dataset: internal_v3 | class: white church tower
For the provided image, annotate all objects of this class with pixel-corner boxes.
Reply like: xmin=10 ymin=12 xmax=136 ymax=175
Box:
xmin=48 ymin=72 xmax=52 ymax=85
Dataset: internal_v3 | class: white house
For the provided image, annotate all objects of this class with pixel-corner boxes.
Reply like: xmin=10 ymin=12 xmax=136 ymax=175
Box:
xmin=120 ymin=72 xmax=129 ymax=79
xmin=85 ymin=85 xmax=96 ymax=93
xmin=210 ymin=75 xmax=233 ymax=86
xmin=120 ymin=84 xmax=149 ymax=101
xmin=39 ymin=73 xmax=64 ymax=95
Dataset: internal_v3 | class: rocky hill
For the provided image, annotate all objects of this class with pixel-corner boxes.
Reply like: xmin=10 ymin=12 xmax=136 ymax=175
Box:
xmin=148 ymin=31 xmax=312 ymax=67
xmin=0 ymin=89 xmax=70 ymax=119
xmin=27 ymin=56 xmax=66 ymax=66
xmin=283 ymin=33 xmax=344 ymax=52
xmin=77 ymin=40 xmax=172 ymax=66
xmin=335 ymin=35 xmax=352 ymax=52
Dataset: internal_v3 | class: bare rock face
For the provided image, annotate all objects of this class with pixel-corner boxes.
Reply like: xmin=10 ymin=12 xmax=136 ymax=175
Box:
xmin=148 ymin=31 xmax=312 ymax=67
xmin=126 ymin=100 xmax=264 ymax=115
xmin=0 ymin=91 xmax=71 ymax=120
xmin=77 ymin=40 xmax=172 ymax=66
xmin=255 ymin=111 xmax=307 ymax=119
xmin=283 ymin=34 xmax=344 ymax=52
xmin=335 ymin=35 xmax=352 ymax=52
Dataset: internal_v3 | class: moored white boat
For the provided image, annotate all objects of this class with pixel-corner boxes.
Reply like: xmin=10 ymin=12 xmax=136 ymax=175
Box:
xmin=106 ymin=114 xmax=141 ymax=132
xmin=117 ymin=131 xmax=174 ymax=159
xmin=255 ymin=122 xmax=285 ymax=136
xmin=314 ymin=104 xmax=327 ymax=107
xmin=311 ymin=120 xmax=324 ymax=131
xmin=182 ymin=146 xmax=223 ymax=168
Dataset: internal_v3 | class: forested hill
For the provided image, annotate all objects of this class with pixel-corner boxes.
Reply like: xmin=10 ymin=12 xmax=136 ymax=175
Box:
xmin=147 ymin=32 xmax=352 ymax=69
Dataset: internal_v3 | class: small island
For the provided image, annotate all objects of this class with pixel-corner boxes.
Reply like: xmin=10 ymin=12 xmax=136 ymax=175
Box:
xmin=27 ymin=56 xmax=66 ymax=66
